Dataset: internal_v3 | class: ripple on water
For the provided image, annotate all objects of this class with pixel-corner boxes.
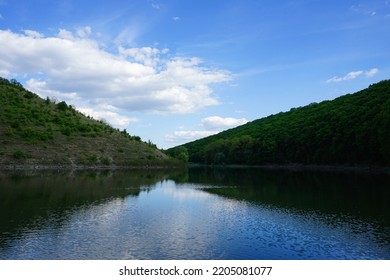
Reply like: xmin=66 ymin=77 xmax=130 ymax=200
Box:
xmin=1 ymin=180 xmax=389 ymax=260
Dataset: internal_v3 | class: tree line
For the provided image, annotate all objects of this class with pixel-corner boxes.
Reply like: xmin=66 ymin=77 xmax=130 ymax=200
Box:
xmin=168 ymin=79 xmax=390 ymax=166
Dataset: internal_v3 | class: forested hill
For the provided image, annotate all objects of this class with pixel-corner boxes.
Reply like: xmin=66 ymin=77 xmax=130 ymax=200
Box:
xmin=0 ymin=77 xmax=180 ymax=168
xmin=170 ymin=79 xmax=390 ymax=167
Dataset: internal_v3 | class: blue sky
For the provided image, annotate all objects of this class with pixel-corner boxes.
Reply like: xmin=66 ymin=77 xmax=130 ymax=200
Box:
xmin=1 ymin=0 xmax=389 ymax=148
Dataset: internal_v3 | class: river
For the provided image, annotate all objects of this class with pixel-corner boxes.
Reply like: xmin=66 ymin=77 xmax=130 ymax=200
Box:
xmin=0 ymin=167 xmax=389 ymax=259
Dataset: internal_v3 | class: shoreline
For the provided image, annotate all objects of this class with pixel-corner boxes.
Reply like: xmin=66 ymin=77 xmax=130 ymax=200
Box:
xmin=0 ymin=163 xmax=185 ymax=171
xmin=1 ymin=163 xmax=389 ymax=174
xmin=188 ymin=163 xmax=390 ymax=174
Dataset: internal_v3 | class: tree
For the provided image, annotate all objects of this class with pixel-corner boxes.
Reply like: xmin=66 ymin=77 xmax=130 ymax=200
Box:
xmin=10 ymin=79 xmax=24 ymax=88
xmin=166 ymin=146 xmax=189 ymax=162
xmin=180 ymin=79 xmax=390 ymax=166
xmin=213 ymin=152 xmax=226 ymax=165
xmin=57 ymin=101 xmax=68 ymax=111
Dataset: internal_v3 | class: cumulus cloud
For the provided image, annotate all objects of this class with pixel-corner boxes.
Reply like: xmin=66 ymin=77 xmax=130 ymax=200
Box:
xmin=365 ymin=68 xmax=379 ymax=77
xmin=76 ymin=26 xmax=92 ymax=38
xmin=23 ymin=30 xmax=44 ymax=38
xmin=118 ymin=46 xmax=168 ymax=67
xmin=165 ymin=130 xmax=218 ymax=143
xmin=166 ymin=116 xmax=248 ymax=143
xmin=201 ymin=116 xmax=248 ymax=129
xmin=26 ymin=78 xmax=79 ymax=101
xmin=326 ymin=68 xmax=379 ymax=83
xmin=78 ymin=106 xmax=139 ymax=129
xmin=0 ymin=28 xmax=231 ymax=120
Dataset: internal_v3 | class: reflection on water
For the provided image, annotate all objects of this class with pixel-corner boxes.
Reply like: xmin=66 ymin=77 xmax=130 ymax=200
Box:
xmin=0 ymin=167 xmax=389 ymax=259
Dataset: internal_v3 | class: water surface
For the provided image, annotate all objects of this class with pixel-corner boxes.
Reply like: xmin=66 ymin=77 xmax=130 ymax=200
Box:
xmin=0 ymin=167 xmax=389 ymax=259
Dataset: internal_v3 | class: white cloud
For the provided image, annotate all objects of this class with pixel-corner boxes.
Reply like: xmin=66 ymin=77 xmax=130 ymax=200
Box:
xmin=26 ymin=78 xmax=137 ymax=129
xmin=166 ymin=116 xmax=248 ymax=144
xmin=24 ymin=30 xmax=44 ymax=39
xmin=165 ymin=130 xmax=218 ymax=142
xmin=57 ymin=28 xmax=75 ymax=40
xmin=114 ymin=26 xmax=140 ymax=46
xmin=26 ymin=78 xmax=79 ymax=101
xmin=119 ymin=46 xmax=164 ymax=66
xmin=172 ymin=16 xmax=181 ymax=21
xmin=350 ymin=4 xmax=377 ymax=17
xmin=24 ymin=79 xmax=138 ymax=129
xmin=326 ymin=70 xmax=363 ymax=83
xmin=0 ymin=28 xmax=231 ymax=119
xmin=149 ymin=0 xmax=160 ymax=9
xmin=202 ymin=116 xmax=248 ymax=129
xmin=365 ymin=68 xmax=379 ymax=77
xmin=76 ymin=26 xmax=92 ymax=38
xmin=78 ymin=106 xmax=139 ymax=129
xmin=326 ymin=68 xmax=379 ymax=83
xmin=0 ymin=68 xmax=10 ymax=77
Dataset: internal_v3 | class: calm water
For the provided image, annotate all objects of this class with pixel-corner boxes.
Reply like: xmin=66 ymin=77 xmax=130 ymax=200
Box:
xmin=0 ymin=167 xmax=389 ymax=260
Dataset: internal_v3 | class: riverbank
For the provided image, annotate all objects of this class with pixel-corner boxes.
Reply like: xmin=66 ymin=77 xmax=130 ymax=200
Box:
xmin=1 ymin=162 xmax=388 ymax=174
xmin=0 ymin=163 xmax=185 ymax=171
xmin=188 ymin=163 xmax=390 ymax=174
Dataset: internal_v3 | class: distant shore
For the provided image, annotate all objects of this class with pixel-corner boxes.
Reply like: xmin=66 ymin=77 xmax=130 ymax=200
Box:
xmin=1 ymin=162 xmax=389 ymax=174
xmin=258 ymin=163 xmax=390 ymax=174
xmin=0 ymin=163 xmax=184 ymax=171
xmin=188 ymin=163 xmax=390 ymax=174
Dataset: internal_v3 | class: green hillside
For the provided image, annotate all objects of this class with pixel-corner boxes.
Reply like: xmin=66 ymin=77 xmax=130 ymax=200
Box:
xmin=170 ymin=79 xmax=390 ymax=167
xmin=0 ymin=77 xmax=180 ymax=169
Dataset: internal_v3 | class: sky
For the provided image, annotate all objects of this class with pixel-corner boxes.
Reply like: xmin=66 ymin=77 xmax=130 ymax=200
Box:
xmin=0 ymin=0 xmax=389 ymax=149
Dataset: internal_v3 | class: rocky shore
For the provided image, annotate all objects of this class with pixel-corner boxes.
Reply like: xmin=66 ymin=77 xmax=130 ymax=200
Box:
xmin=0 ymin=163 xmax=184 ymax=171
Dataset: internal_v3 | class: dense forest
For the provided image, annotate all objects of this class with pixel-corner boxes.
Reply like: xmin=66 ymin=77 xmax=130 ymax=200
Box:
xmin=168 ymin=79 xmax=390 ymax=167
xmin=0 ymin=77 xmax=180 ymax=168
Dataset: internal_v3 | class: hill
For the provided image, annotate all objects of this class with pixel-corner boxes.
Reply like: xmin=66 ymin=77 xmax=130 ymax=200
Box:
xmin=169 ymin=79 xmax=390 ymax=167
xmin=0 ymin=77 xmax=181 ymax=169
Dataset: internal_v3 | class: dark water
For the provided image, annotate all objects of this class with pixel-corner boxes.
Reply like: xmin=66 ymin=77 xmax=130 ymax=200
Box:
xmin=0 ymin=167 xmax=389 ymax=260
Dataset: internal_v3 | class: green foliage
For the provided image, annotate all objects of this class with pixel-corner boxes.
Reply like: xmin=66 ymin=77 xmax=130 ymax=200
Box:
xmin=146 ymin=140 xmax=157 ymax=149
xmin=56 ymin=101 xmax=69 ymax=111
xmin=176 ymin=79 xmax=390 ymax=166
xmin=378 ymin=99 xmax=390 ymax=162
xmin=0 ymin=77 xmax=178 ymax=167
xmin=6 ymin=127 xmax=14 ymax=136
xmin=23 ymin=91 xmax=36 ymax=99
xmin=10 ymin=79 xmax=24 ymax=89
xmin=61 ymin=126 xmax=72 ymax=136
xmin=165 ymin=146 xmax=189 ymax=163
xmin=21 ymin=127 xmax=54 ymax=142
xmin=101 ymin=156 xmax=113 ymax=165
xmin=13 ymin=150 xmax=30 ymax=159
xmin=213 ymin=152 xmax=226 ymax=165
xmin=0 ymin=78 xmax=110 ymax=140
xmin=87 ymin=154 xmax=98 ymax=164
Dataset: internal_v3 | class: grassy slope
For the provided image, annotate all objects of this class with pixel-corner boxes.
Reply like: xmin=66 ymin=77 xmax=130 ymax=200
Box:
xmin=175 ymin=79 xmax=390 ymax=167
xmin=0 ymin=78 xmax=180 ymax=168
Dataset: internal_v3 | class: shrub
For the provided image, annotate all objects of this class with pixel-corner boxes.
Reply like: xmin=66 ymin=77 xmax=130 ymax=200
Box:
xmin=56 ymin=101 xmax=68 ymax=111
xmin=61 ymin=127 xmax=72 ymax=136
xmin=13 ymin=150 xmax=30 ymax=159
xmin=87 ymin=154 xmax=98 ymax=164
xmin=6 ymin=127 xmax=14 ymax=136
xmin=101 ymin=156 xmax=113 ymax=165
